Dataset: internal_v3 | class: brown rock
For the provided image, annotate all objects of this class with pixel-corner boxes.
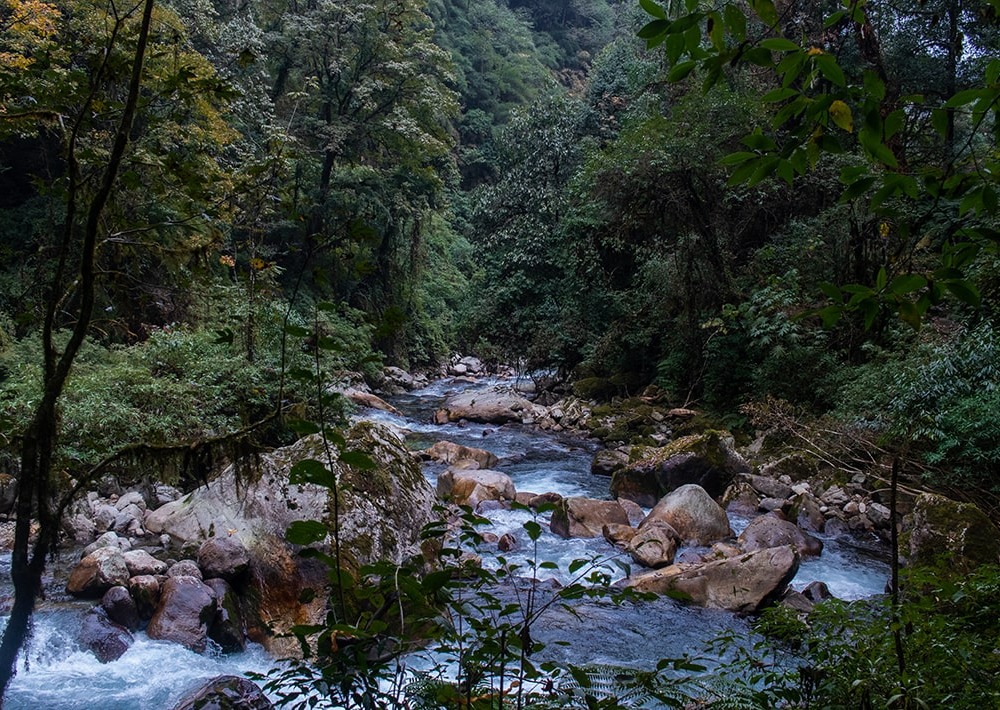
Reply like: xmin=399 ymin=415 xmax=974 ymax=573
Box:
xmin=437 ymin=468 xmax=516 ymax=508
xmin=625 ymin=546 xmax=800 ymax=612
xmin=738 ymin=514 xmax=824 ymax=557
xmin=628 ymin=522 xmax=679 ymax=568
xmin=198 ymin=536 xmax=250 ymax=582
xmin=424 ymin=441 xmax=499 ymax=470
xmin=602 ymin=523 xmax=637 ymax=548
xmin=67 ymin=547 xmax=130 ymax=598
xmin=80 ymin=608 xmax=133 ymax=663
xmin=129 ymin=575 xmax=161 ymax=620
xmin=640 ymin=484 xmax=732 ymax=545
xmin=147 ymin=576 xmax=217 ymax=652
xmin=550 ymin=497 xmax=629 ymax=539
xmin=122 ymin=549 xmax=168 ymax=577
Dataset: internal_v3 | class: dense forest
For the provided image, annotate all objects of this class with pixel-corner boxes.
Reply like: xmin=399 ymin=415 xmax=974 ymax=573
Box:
xmin=1 ymin=0 xmax=999 ymax=706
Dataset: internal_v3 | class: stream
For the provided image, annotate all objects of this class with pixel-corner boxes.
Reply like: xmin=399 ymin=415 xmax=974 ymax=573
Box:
xmin=0 ymin=375 xmax=890 ymax=707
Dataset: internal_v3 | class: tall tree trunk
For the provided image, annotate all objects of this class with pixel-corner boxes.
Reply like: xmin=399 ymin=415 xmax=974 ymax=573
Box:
xmin=0 ymin=0 xmax=156 ymax=696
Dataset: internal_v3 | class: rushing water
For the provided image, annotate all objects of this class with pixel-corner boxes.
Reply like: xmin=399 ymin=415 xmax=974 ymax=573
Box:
xmin=0 ymin=375 xmax=890 ymax=707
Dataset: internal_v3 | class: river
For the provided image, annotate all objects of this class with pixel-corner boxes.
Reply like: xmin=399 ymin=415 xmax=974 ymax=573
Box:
xmin=0 ymin=375 xmax=890 ymax=707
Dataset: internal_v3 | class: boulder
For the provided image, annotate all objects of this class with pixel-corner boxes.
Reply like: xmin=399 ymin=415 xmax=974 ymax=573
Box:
xmin=67 ymin=547 xmax=131 ymax=598
xmin=340 ymin=387 xmax=402 ymax=415
xmin=80 ymin=608 xmax=133 ymax=663
xmin=602 ymin=523 xmax=637 ymax=548
xmin=434 ymin=389 xmax=540 ymax=425
xmin=907 ymin=493 xmax=1000 ymax=571
xmin=759 ymin=453 xmax=818 ymax=482
xmin=551 ymin=497 xmax=629 ymax=538
xmin=205 ymin=578 xmax=245 ymax=653
xmin=424 ymin=441 xmax=499 ymax=470
xmin=101 ymin=585 xmax=140 ymax=631
xmin=611 ymin=432 xmax=749 ymax=506
xmin=115 ymin=491 xmax=147 ymax=512
xmin=789 ymin=493 xmax=826 ymax=534
xmin=738 ymin=514 xmax=824 ymax=557
xmin=147 ymin=576 xmax=217 ymax=652
xmin=628 ymin=521 xmax=680 ymax=568
xmin=198 ymin=536 xmax=250 ymax=583
xmin=171 ymin=675 xmax=272 ymax=710
xmin=722 ymin=481 xmax=760 ymax=517
xmin=168 ymin=559 xmax=203 ymax=580
xmin=144 ymin=422 xmax=435 ymax=657
xmin=625 ymin=546 xmax=800 ymax=613
xmin=618 ymin=498 xmax=645 ymax=527
xmin=591 ymin=449 xmax=629 ymax=477
xmin=640 ymin=484 xmax=732 ymax=545
xmin=746 ymin=474 xmax=793 ymax=501
xmin=83 ymin=531 xmax=129 ymax=558
xmin=122 ymin=549 xmax=167 ymax=577
xmin=437 ymin=468 xmax=515 ymax=508
xmin=129 ymin=575 xmax=161 ymax=620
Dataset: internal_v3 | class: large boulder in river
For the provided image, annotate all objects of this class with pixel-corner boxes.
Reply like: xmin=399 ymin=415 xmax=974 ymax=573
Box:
xmin=147 ymin=575 xmax=217 ymax=652
xmin=625 ymin=546 xmax=800 ymax=613
xmin=907 ymin=493 xmax=1000 ymax=571
xmin=80 ymin=608 xmax=133 ymax=663
xmin=424 ymin=440 xmax=499 ymax=470
xmin=437 ymin=468 xmax=515 ymax=508
xmin=171 ymin=675 xmax=272 ymax=710
xmin=435 ymin=389 xmax=540 ymax=424
xmin=738 ymin=513 xmax=823 ymax=557
xmin=551 ymin=497 xmax=630 ymax=538
xmin=640 ymin=484 xmax=732 ymax=545
xmin=611 ymin=432 xmax=749 ymax=506
xmin=66 ymin=546 xmax=131 ymax=598
xmin=144 ymin=422 xmax=435 ymax=657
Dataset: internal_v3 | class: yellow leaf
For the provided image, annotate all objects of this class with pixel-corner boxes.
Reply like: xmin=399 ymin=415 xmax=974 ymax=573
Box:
xmin=829 ymin=100 xmax=853 ymax=132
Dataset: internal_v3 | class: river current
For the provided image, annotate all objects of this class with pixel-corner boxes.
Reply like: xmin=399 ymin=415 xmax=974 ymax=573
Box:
xmin=1 ymin=375 xmax=890 ymax=707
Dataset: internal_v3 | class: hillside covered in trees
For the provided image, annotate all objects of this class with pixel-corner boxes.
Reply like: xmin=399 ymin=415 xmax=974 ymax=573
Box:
xmin=1 ymin=0 xmax=999 ymax=706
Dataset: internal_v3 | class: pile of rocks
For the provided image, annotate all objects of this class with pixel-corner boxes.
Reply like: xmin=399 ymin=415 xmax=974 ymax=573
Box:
xmin=70 ymin=533 xmax=251 ymax=662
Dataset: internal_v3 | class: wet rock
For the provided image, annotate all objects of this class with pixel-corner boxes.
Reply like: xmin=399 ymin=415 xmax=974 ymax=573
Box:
xmin=171 ymin=675 xmax=272 ymax=710
xmin=738 ymin=514 xmax=823 ymax=557
xmin=497 ymin=533 xmax=518 ymax=552
xmin=80 ymin=608 xmax=133 ymax=663
xmin=722 ymin=481 xmax=760 ymax=517
xmin=205 ymin=578 xmax=245 ymax=653
xmin=340 ymin=388 xmax=402 ymax=415
xmin=528 ymin=492 xmax=563 ymax=509
xmin=101 ymin=585 xmax=140 ymax=631
xmin=67 ymin=547 xmax=131 ymax=598
xmin=802 ymin=580 xmax=832 ymax=602
xmin=198 ymin=536 xmax=250 ymax=583
xmin=640 ymin=484 xmax=732 ymax=545
xmin=437 ymin=468 xmax=516 ymax=508
xmin=617 ymin=498 xmax=645 ymax=527
xmin=147 ymin=576 xmax=217 ymax=652
xmin=625 ymin=546 xmax=800 ymax=613
xmin=627 ymin=521 xmax=680 ymax=568
xmin=758 ymin=497 xmax=788 ymax=513
xmin=129 ymin=575 xmax=161 ymax=620
xmin=551 ymin=497 xmax=630 ymax=538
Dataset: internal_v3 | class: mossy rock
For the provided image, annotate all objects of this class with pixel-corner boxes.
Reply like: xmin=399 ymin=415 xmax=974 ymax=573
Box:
xmin=572 ymin=377 xmax=617 ymax=401
xmin=907 ymin=493 xmax=1000 ymax=573
xmin=610 ymin=431 xmax=749 ymax=507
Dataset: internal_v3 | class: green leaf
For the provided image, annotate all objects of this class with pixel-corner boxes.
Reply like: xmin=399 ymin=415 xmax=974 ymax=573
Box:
xmin=720 ymin=151 xmax=757 ymax=165
xmin=286 ymin=419 xmax=320 ymax=435
xmin=762 ymin=87 xmax=799 ymax=103
xmin=749 ymin=0 xmax=779 ymax=25
xmin=944 ymin=279 xmax=981 ymax=307
xmin=637 ymin=19 xmax=670 ymax=39
xmin=340 ymin=450 xmax=377 ymax=470
xmin=760 ymin=38 xmax=799 ymax=52
xmin=289 ymin=458 xmax=332 ymax=486
xmin=823 ymin=10 xmax=847 ymax=27
xmin=639 ymin=0 xmax=666 ymax=19
xmin=284 ymin=324 xmax=310 ymax=338
xmin=668 ymin=60 xmax=697 ymax=82
xmin=286 ymin=520 xmax=329 ymax=546
xmin=724 ymin=4 xmax=747 ymax=39
xmin=523 ymin=520 xmax=543 ymax=541
xmin=889 ymin=274 xmax=927 ymax=295
xmin=945 ymin=89 xmax=983 ymax=108
xmin=815 ymin=54 xmax=846 ymax=86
